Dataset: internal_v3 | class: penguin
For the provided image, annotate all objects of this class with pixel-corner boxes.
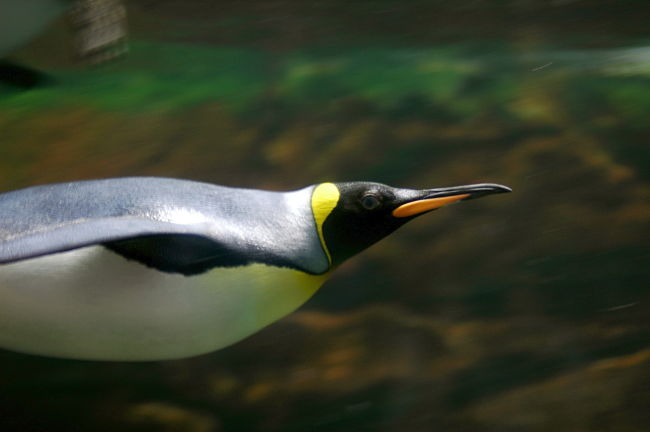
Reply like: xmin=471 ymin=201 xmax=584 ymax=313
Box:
xmin=0 ymin=177 xmax=510 ymax=361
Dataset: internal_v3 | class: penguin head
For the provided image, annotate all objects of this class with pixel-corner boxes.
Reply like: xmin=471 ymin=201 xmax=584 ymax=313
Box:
xmin=311 ymin=181 xmax=511 ymax=268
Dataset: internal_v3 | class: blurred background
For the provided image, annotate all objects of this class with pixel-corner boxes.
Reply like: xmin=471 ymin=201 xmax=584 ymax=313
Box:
xmin=0 ymin=1 xmax=648 ymax=431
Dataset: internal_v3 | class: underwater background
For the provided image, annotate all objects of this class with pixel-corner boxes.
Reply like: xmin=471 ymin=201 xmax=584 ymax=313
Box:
xmin=1 ymin=0 xmax=648 ymax=430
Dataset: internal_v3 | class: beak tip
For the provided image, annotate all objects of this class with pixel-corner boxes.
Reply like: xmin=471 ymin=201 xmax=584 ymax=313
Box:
xmin=459 ymin=183 xmax=512 ymax=200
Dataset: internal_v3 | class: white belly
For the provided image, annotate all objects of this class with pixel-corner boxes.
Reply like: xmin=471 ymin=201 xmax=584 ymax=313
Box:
xmin=0 ymin=246 xmax=327 ymax=360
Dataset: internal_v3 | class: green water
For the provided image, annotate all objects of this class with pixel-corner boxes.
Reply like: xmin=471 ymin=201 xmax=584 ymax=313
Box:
xmin=1 ymin=1 xmax=649 ymax=431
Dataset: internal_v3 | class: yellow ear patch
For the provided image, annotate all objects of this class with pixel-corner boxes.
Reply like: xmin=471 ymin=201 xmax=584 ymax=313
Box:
xmin=311 ymin=183 xmax=340 ymax=264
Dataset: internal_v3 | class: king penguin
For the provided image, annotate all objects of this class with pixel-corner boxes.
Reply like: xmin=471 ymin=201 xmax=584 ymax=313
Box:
xmin=0 ymin=177 xmax=510 ymax=361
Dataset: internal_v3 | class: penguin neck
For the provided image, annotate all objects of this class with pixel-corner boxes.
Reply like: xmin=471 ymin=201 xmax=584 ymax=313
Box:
xmin=250 ymin=186 xmax=331 ymax=275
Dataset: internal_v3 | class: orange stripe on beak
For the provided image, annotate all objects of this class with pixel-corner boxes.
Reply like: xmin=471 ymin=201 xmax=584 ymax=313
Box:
xmin=392 ymin=194 xmax=470 ymax=218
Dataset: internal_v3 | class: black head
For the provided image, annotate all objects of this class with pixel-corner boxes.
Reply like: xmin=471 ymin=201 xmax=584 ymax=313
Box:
xmin=315 ymin=181 xmax=511 ymax=267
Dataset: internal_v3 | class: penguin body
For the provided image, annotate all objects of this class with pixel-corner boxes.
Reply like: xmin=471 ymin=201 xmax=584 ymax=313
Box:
xmin=0 ymin=246 xmax=326 ymax=361
xmin=0 ymin=177 xmax=510 ymax=360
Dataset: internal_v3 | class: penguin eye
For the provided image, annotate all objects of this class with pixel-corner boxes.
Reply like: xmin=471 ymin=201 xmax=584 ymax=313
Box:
xmin=360 ymin=194 xmax=381 ymax=210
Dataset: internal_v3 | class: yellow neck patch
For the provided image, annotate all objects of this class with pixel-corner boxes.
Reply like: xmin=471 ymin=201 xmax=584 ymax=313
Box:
xmin=311 ymin=183 xmax=340 ymax=265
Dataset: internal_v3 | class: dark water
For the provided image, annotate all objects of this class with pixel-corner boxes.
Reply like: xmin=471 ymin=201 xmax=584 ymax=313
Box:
xmin=1 ymin=1 xmax=649 ymax=431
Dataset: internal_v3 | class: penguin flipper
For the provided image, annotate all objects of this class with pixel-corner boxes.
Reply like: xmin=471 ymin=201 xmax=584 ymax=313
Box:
xmin=104 ymin=234 xmax=251 ymax=275
xmin=0 ymin=178 xmax=239 ymax=267
xmin=0 ymin=214 xmax=253 ymax=276
xmin=0 ymin=216 xmax=224 ymax=265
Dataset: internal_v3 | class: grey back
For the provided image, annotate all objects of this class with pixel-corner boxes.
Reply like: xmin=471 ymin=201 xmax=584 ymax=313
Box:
xmin=0 ymin=177 xmax=329 ymax=275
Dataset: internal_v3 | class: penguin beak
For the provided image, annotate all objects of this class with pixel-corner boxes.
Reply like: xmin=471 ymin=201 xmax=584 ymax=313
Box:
xmin=392 ymin=183 xmax=512 ymax=218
